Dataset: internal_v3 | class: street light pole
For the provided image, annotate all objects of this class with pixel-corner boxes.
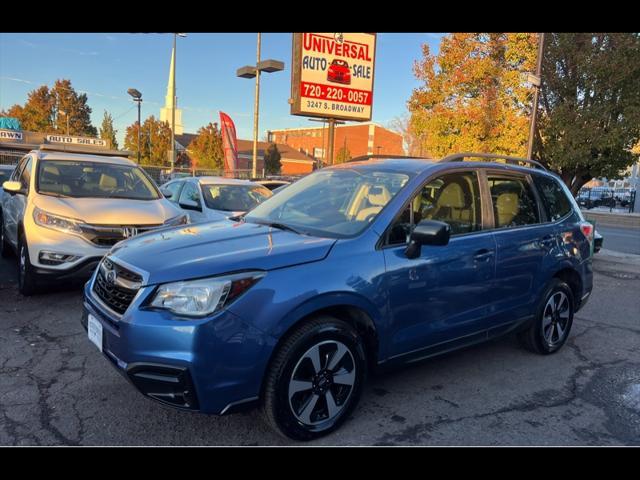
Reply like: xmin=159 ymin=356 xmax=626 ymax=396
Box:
xmin=252 ymin=33 xmax=262 ymax=179
xmin=527 ymin=32 xmax=545 ymax=160
xmin=128 ymin=88 xmax=143 ymax=163
xmin=171 ymin=33 xmax=177 ymax=172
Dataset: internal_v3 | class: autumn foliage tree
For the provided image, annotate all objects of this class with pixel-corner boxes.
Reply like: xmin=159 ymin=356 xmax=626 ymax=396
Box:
xmin=99 ymin=111 xmax=118 ymax=150
xmin=188 ymin=122 xmax=224 ymax=170
xmin=335 ymin=146 xmax=352 ymax=164
xmin=1 ymin=79 xmax=97 ymax=136
xmin=534 ymin=33 xmax=640 ymax=194
xmin=263 ymin=143 xmax=282 ymax=175
xmin=124 ymin=116 xmax=172 ymax=165
xmin=408 ymin=33 xmax=538 ymax=158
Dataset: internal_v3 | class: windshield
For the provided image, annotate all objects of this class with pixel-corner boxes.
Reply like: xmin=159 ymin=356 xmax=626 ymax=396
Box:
xmin=36 ymin=160 xmax=160 ymax=200
xmin=202 ymin=184 xmax=272 ymax=212
xmin=245 ymin=168 xmax=411 ymax=238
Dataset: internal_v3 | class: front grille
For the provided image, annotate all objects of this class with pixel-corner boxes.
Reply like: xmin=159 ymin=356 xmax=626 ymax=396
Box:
xmin=92 ymin=258 xmax=142 ymax=315
xmin=80 ymin=224 xmax=162 ymax=247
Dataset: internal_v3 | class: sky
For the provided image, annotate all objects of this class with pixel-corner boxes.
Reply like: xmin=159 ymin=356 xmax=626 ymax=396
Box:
xmin=0 ymin=32 xmax=444 ymax=146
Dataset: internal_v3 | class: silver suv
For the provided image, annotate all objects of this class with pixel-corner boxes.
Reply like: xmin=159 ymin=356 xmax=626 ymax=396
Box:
xmin=1 ymin=150 xmax=187 ymax=295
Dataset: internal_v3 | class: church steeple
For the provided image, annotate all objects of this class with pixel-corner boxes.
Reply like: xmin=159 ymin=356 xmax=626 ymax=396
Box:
xmin=160 ymin=45 xmax=183 ymax=134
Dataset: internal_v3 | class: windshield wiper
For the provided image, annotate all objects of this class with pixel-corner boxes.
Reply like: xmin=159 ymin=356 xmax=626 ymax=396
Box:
xmin=251 ymin=220 xmax=304 ymax=235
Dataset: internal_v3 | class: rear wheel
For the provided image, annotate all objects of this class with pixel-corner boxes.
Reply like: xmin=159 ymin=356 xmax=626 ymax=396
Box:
xmin=261 ymin=316 xmax=367 ymax=441
xmin=17 ymin=233 xmax=39 ymax=296
xmin=518 ymin=279 xmax=574 ymax=354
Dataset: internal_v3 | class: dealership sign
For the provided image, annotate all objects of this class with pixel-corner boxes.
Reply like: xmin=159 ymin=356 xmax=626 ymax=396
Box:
xmin=0 ymin=129 xmax=23 ymax=141
xmin=46 ymin=135 xmax=107 ymax=147
xmin=290 ymin=33 xmax=376 ymax=122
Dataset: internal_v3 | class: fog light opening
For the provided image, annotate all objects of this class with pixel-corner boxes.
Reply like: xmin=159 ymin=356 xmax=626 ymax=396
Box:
xmin=39 ymin=251 xmax=80 ymax=265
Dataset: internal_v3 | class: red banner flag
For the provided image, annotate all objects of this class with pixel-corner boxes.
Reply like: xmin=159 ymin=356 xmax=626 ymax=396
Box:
xmin=219 ymin=111 xmax=238 ymax=176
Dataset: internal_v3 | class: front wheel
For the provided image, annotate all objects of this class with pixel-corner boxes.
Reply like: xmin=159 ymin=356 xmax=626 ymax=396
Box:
xmin=18 ymin=234 xmax=39 ymax=296
xmin=261 ymin=316 xmax=367 ymax=441
xmin=518 ymin=279 xmax=574 ymax=354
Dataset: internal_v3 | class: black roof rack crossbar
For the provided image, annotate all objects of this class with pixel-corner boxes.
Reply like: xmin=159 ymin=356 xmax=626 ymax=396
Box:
xmin=440 ymin=152 xmax=547 ymax=171
xmin=346 ymin=154 xmax=433 ymax=163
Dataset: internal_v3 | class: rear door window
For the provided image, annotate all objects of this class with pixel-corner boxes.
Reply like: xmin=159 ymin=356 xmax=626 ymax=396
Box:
xmin=487 ymin=175 xmax=540 ymax=228
xmin=533 ymin=174 xmax=573 ymax=222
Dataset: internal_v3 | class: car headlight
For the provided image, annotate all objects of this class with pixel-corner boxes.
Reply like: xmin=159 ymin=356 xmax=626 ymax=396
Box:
xmin=150 ymin=271 xmax=265 ymax=317
xmin=164 ymin=214 xmax=189 ymax=226
xmin=33 ymin=207 xmax=83 ymax=234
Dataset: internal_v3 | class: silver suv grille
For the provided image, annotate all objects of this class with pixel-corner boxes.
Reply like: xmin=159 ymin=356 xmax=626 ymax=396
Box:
xmin=80 ymin=224 xmax=162 ymax=247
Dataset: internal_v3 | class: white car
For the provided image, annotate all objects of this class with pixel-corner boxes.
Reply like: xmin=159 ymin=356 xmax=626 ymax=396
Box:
xmin=160 ymin=176 xmax=273 ymax=223
xmin=1 ymin=150 xmax=188 ymax=295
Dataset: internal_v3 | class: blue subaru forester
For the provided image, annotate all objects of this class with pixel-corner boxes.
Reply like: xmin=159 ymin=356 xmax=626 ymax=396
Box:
xmin=82 ymin=153 xmax=594 ymax=440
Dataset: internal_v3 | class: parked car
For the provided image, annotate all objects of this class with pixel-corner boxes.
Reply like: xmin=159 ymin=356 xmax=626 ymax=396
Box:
xmin=160 ymin=176 xmax=272 ymax=223
xmin=271 ymin=184 xmax=290 ymax=195
xmin=0 ymin=164 xmax=16 ymax=215
xmin=256 ymin=179 xmax=291 ymax=191
xmin=1 ymin=150 xmax=187 ymax=295
xmin=82 ymin=153 xmax=594 ymax=440
xmin=327 ymin=58 xmax=351 ymax=85
xmin=594 ymin=228 xmax=603 ymax=253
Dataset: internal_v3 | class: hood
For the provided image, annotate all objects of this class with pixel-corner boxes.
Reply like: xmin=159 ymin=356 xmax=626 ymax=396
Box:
xmin=33 ymin=195 xmax=182 ymax=225
xmin=110 ymin=220 xmax=336 ymax=285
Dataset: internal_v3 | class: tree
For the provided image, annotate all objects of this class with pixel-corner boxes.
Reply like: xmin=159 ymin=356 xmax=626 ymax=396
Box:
xmin=534 ymin=33 xmax=640 ymax=194
xmin=1 ymin=79 xmax=99 ymax=136
xmin=188 ymin=122 xmax=224 ymax=170
xmin=389 ymin=115 xmax=420 ymax=156
xmin=50 ymin=79 xmax=97 ymax=136
xmin=124 ymin=116 xmax=172 ymax=165
xmin=263 ymin=143 xmax=282 ymax=175
xmin=408 ymin=33 xmax=538 ymax=158
xmin=335 ymin=146 xmax=352 ymax=163
xmin=99 ymin=111 xmax=118 ymax=150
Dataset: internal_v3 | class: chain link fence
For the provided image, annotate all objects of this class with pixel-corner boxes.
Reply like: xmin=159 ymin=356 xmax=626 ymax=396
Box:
xmin=138 ymin=165 xmax=256 ymax=185
xmin=0 ymin=149 xmax=23 ymax=167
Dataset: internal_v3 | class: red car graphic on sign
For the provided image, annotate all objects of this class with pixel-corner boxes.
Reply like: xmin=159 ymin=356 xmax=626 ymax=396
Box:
xmin=327 ymin=59 xmax=351 ymax=85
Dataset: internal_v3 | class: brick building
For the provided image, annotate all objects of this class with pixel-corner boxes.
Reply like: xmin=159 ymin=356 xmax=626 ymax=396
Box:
xmin=175 ymin=134 xmax=315 ymax=176
xmin=268 ymin=122 xmax=404 ymax=165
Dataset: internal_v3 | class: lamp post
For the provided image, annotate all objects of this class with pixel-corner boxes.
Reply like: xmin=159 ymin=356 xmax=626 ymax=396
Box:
xmin=127 ymin=88 xmax=143 ymax=163
xmin=58 ymin=110 xmax=69 ymax=136
xmin=527 ymin=32 xmax=545 ymax=160
xmin=237 ymin=33 xmax=285 ymax=178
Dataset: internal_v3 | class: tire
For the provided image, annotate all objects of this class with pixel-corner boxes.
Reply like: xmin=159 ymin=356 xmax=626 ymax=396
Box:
xmin=518 ymin=279 xmax=574 ymax=354
xmin=261 ymin=316 xmax=367 ymax=441
xmin=0 ymin=212 xmax=12 ymax=258
xmin=17 ymin=232 xmax=39 ymax=296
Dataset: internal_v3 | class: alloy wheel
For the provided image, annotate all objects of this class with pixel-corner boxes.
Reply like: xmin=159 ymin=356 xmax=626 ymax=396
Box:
xmin=542 ymin=291 xmax=570 ymax=346
xmin=288 ymin=340 xmax=356 ymax=426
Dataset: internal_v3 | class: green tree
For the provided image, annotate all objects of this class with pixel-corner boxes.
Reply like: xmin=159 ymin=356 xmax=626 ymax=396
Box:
xmin=124 ymin=116 xmax=172 ymax=165
xmin=335 ymin=146 xmax=352 ymax=163
xmin=50 ymin=79 xmax=97 ymax=136
xmin=534 ymin=33 xmax=640 ymax=194
xmin=263 ymin=143 xmax=282 ymax=175
xmin=99 ymin=110 xmax=118 ymax=150
xmin=188 ymin=122 xmax=224 ymax=169
xmin=408 ymin=33 xmax=538 ymax=158
xmin=10 ymin=85 xmax=54 ymax=132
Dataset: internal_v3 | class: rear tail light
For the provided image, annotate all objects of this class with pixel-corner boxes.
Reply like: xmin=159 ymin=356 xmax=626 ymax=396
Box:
xmin=579 ymin=222 xmax=594 ymax=242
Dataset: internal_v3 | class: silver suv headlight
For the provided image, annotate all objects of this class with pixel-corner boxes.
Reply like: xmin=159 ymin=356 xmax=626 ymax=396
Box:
xmin=33 ymin=207 xmax=83 ymax=234
xmin=150 ymin=271 xmax=265 ymax=317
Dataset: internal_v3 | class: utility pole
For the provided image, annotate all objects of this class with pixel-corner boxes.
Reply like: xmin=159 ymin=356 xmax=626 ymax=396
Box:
xmin=171 ymin=33 xmax=177 ymax=172
xmin=325 ymin=118 xmax=345 ymax=165
xmin=527 ymin=32 xmax=545 ymax=160
xmin=252 ymin=33 xmax=262 ymax=179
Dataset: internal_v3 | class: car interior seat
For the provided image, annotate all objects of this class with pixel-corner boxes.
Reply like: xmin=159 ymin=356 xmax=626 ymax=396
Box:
xmin=40 ymin=165 xmax=71 ymax=195
xmin=99 ymin=174 xmax=118 ymax=192
xmin=355 ymin=185 xmax=391 ymax=222
xmin=426 ymin=181 xmax=474 ymax=233
xmin=493 ymin=185 xmax=520 ymax=227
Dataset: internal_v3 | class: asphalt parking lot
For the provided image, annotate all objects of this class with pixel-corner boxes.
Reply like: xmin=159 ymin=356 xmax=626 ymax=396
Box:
xmin=1 ymin=251 xmax=639 ymax=446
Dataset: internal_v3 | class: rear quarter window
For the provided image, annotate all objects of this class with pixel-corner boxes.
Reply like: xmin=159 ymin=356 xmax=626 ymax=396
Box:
xmin=533 ymin=174 xmax=573 ymax=222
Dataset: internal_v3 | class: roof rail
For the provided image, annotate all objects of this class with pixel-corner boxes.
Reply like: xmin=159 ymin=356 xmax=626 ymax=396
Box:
xmin=36 ymin=144 xmax=133 ymax=158
xmin=440 ymin=152 xmax=547 ymax=171
xmin=346 ymin=154 xmax=433 ymax=163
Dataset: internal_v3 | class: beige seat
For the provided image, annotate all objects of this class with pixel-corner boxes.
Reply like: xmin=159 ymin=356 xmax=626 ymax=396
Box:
xmin=99 ymin=174 xmax=117 ymax=191
xmin=495 ymin=192 xmax=519 ymax=227
xmin=431 ymin=183 xmax=468 ymax=222
xmin=355 ymin=185 xmax=391 ymax=222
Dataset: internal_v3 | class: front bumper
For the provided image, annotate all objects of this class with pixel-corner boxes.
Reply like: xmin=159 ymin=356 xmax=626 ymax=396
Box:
xmin=81 ymin=280 xmax=275 ymax=415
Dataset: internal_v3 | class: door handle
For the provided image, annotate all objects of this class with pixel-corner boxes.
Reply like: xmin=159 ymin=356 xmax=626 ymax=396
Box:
xmin=473 ymin=249 xmax=494 ymax=261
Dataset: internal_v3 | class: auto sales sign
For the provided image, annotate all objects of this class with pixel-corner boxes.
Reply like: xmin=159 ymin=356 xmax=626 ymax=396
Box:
xmin=290 ymin=33 xmax=377 ymax=122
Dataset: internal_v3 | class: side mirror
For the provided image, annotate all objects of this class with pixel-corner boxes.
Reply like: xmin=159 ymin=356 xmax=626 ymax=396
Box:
xmin=2 ymin=180 xmax=24 ymax=195
xmin=179 ymin=198 xmax=202 ymax=212
xmin=159 ymin=187 xmax=172 ymax=198
xmin=404 ymin=219 xmax=450 ymax=259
